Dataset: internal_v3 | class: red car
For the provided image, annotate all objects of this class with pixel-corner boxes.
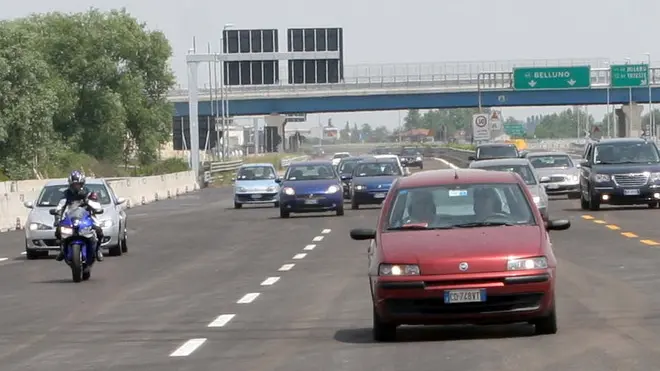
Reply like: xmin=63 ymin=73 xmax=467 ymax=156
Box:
xmin=350 ymin=169 xmax=571 ymax=341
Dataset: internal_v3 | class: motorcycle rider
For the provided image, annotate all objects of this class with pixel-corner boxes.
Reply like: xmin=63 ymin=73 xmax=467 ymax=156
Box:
xmin=54 ymin=170 xmax=104 ymax=262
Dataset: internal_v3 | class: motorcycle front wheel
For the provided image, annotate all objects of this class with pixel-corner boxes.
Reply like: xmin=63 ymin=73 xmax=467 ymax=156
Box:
xmin=70 ymin=244 xmax=83 ymax=283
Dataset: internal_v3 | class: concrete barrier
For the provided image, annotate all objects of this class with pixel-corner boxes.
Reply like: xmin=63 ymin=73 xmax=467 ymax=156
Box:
xmin=0 ymin=171 xmax=199 ymax=232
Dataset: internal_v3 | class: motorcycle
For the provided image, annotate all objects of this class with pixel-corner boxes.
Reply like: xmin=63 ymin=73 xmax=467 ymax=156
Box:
xmin=49 ymin=200 xmax=104 ymax=283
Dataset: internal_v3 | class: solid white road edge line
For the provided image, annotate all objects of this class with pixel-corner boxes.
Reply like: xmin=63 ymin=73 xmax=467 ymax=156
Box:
xmin=293 ymin=253 xmax=307 ymax=260
xmin=169 ymin=338 xmax=207 ymax=357
xmin=208 ymin=314 xmax=236 ymax=328
xmin=321 ymin=229 xmax=331 ymax=234
xmin=433 ymin=157 xmax=459 ymax=169
xmin=261 ymin=277 xmax=280 ymax=285
xmin=278 ymin=264 xmax=295 ymax=271
xmin=237 ymin=293 xmax=260 ymax=304
xmin=0 ymin=258 xmax=8 ymax=262
xmin=304 ymin=244 xmax=316 ymax=251
xmin=312 ymin=236 xmax=324 ymax=242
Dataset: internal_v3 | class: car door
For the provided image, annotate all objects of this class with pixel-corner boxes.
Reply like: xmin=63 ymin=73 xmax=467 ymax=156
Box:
xmin=579 ymin=143 xmax=594 ymax=194
xmin=105 ymin=182 xmax=126 ymax=233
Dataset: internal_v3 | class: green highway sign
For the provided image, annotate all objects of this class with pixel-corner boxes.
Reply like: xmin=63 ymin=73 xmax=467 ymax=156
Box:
xmin=610 ymin=64 xmax=649 ymax=87
xmin=503 ymin=123 xmax=526 ymax=137
xmin=512 ymin=66 xmax=591 ymax=90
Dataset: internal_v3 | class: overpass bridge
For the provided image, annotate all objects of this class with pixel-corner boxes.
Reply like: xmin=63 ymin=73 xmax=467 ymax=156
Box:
xmin=169 ymin=57 xmax=660 ymax=116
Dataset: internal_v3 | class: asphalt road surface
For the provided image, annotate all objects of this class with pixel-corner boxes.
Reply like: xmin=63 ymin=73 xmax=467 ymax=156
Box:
xmin=2 ymin=158 xmax=660 ymax=370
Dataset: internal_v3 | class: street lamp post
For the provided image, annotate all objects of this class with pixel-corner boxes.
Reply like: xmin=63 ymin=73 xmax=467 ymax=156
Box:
xmin=645 ymin=53 xmax=654 ymax=137
xmin=219 ymin=23 xmax=234 ymax=159
xmin=604 ymin=61 xmax=611 ymax=138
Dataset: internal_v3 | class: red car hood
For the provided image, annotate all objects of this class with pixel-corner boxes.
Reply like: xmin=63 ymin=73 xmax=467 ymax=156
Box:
xmin=380 ymin=226 xmax=544 ymax=275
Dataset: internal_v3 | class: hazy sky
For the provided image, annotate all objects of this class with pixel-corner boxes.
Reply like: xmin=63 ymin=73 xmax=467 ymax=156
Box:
xmin=4 ymin=0 xmax=660 ymax=130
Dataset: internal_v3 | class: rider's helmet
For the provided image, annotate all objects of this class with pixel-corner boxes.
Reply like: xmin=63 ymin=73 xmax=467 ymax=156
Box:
xmin=67 ymin=170 xmax=86 ymax=193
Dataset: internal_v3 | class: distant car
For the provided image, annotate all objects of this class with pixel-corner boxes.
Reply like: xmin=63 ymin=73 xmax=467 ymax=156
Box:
xmin=348 ymin=159 xmax=402 ymax=209
xmin=331 ymin=152 xmax=351 ymax=167
xmin=469 ymin=143 xmax=520 ymax=162
xmin=337 ymin=156 xmax=367 ymax=198
xmin=526 ymin=152 xmax=580 ymax=199
xmin=349 ymin=169 xmax=571 ymax=342
xmin=469 ymin=158 xmax=550 ymax=220
xmin=276 ymin=161 xmax=344 ymax=218
xmin=23 ymin=178 xmax=128 ymax=259
xmin=232 ymin=163 xmax=280 ymax=209
xmin=373 ymin=154 xmax=407 ymax=175
xmin=399 ymin=147 xmax=424 ymax=169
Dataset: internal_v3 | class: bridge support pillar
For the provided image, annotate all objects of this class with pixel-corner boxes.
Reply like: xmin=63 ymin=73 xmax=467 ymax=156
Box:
xmin=615 ymin=103 xmax=643 ymax=138
xmin=265 ymin=114 xmax=286 ymax=153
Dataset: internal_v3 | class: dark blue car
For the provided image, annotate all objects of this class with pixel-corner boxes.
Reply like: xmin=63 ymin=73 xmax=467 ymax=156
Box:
xmin=348 ymin=159 xmax=402 ymax=209
xmin=337 ymin=156 xmax=367 ymax=198
xmin=276 ymin=161 xmax=345 ymax=218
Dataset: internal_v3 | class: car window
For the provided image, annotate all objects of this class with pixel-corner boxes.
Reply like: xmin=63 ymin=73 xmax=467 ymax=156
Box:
xmin=385 ymin=183 xmax=534 ymax=230
xmin=354 ymin=162 xmax=401 ymax=177
xmin=106 ymin=183 xmax=119 ymax=203
xmin=338 ymin=160 xmax=361 ymax=173
xmin=593 ymin=142 xmax=660 ymax=164
xmin=477 ymin=146 xmax=519 ymax=159
xmin=332 ymin=153 xmax=350 ymax=159
xmin=237 ymin=166 xmax=276 ymax=180
xmin=286 ymin=164 xmax=336 ymax=180
xmin=36 ymin=184 xmax=112 ymax=207
xmin=401 ymin=148 xmax=418 ymax=156
xmin=472 ymin=164 xmax=537 ymax=185
xmin=528 ymin=155 xmax=573 ymax=168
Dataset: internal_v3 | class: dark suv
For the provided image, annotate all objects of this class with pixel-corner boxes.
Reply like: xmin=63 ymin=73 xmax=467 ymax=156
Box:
xmin=579 ymin=138 xmax=660 ymax=210
xmin=468 ymin=143 xmax=520 ymax=162
xmin=399 ymin=147 xmax=423 ymax=169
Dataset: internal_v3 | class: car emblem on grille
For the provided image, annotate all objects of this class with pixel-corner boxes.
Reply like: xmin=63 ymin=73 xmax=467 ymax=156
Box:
xmin=458 ymin=262 xmax=468 ymax=271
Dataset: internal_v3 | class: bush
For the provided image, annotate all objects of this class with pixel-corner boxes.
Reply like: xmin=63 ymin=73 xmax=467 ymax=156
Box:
xmin=243 ymin=154 xmax=296 ymax=169
xmin=445 ymin=143 xmax=475 ymax=151
xmin=134 ymin=158 xmax=189 ymax=176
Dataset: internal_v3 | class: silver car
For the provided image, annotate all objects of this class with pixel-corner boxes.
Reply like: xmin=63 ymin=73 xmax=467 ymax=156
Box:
xmin=469 ymin=158 xmax=550 ymax=220
xmin=526 ymin=151 xmax=581 ymax=199
xmin=23 ymin=178 xmax=128 ymax=259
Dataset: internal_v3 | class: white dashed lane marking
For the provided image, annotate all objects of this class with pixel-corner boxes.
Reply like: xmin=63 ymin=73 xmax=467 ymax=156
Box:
xmin=237 ymin=293 xmax=260 ymax=304
xmin=261 ymin=277 xmax=280 ymax=286
xmin=20 ymin=252 xmax=26 ymax=255
xmin=170 ymin=338 xmax=207 ymax=357
xmin=208 ymin=314 xmax=235 ymax=328
xmin=312 ymin=236 xmax=324 ymax=242
xmin=321 ymin=229 xmax=331 ymax=234
xmin=292 ymin=253 xmax=307 ymax=260
xmin=0 ymin=258 xmax=8 ymax=262
xmin=278 ymin=264 xmax=295 ymax=271
xmin=304 ymin=244 xmax=316 ymax=251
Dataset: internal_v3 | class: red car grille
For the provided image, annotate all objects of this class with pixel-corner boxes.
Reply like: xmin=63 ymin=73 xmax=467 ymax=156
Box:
xmin=384 ymin=293 xmax=544 ymax=315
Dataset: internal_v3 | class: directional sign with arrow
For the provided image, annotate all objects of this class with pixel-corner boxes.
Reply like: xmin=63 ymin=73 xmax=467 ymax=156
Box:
xmin=513 ymin=66 xmax=591 ymax=90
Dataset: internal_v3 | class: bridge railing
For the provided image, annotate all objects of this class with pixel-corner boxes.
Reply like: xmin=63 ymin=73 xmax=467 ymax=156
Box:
xmin=169 ymin=57 xmax=660 ymax=99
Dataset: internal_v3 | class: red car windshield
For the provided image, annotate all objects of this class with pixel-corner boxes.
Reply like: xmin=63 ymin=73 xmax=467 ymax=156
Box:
xmin=385 ymin=183 xmax=536 ymax=230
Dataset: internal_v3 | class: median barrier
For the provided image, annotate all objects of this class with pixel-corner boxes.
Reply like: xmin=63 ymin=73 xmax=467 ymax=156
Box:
xmin=0 ymin=171 xmax=199 ymax=233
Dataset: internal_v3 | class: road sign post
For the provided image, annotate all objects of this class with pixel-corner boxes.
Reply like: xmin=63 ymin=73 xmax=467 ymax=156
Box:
xmin=610 ymin=64 xmax=649 ymax=87
xmin=512 ymin=66 xmax=591 ymax=90
xmin=472 ymin=114 xmax=490 ymax=142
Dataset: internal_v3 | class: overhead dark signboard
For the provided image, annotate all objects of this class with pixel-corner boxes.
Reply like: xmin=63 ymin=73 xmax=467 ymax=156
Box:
xmin=286 ymin=27 xmax=344 ymax=84
xmin=222 ymin=29 xmax=280 ymax=85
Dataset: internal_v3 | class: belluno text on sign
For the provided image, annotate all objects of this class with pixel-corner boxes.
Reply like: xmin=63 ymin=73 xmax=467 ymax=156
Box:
xmin=512 ymin=66 xmax=591 ymax=90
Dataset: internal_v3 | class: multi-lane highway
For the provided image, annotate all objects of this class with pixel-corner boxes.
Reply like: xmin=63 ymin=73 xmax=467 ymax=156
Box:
xmin=2 ymin=158 xmax=660 ymax=370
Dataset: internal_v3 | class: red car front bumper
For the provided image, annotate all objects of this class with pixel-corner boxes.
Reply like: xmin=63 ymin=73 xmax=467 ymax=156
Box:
xmin=372 ymin=269 xmax=555 ymax=325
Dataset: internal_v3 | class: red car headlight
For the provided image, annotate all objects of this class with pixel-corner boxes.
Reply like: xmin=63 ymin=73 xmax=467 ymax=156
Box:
xmin=379 ymin=264 xmax=420 ymax=276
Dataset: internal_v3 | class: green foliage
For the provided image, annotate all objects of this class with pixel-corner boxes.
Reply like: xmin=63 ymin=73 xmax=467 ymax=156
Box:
xmin=403 ymin=108 xmax=489 ymax=140
xmin=0 ymin=9 xmax=176 ymax=180
xmin=138 ymin=158 xmax=189 ymax=176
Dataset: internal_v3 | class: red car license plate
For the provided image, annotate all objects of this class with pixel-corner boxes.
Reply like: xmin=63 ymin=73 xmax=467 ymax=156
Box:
xmin=444 ymin=289 xmax=486 ymax=304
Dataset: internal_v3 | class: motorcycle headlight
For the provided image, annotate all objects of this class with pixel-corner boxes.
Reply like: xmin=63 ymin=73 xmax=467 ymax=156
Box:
xmin=355 ymin=185 xmax=366 ymax=191
xmin=593 ymin=174 xmax=611 ymax=183
xmin=326 ymin=185 xmax=340 ymax=193
xmin=99 ymin=219 xmax=113 ymax=228
xmin=379 ymin=264 xmax=420 ymax=276
xmin=60 ymin=227 xmax=74 ymax=236
xmin=283 ymin=187 xmax=295 ymax=196
xmin=507 ymin=256 xmax=548 ymax=271
xmin=29 ymin=222 xmax=52 ymax=231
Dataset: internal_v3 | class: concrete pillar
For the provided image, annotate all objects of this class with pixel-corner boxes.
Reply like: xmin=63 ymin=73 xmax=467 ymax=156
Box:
xmin=615 ymin=103 xmax=643 ymax=138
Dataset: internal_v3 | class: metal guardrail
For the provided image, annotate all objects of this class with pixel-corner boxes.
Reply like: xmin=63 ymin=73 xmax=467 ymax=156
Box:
xmin=167 ymin=57 xmax=660 ymax=100
xmin=280 ymin=155 xmax=309 ymax=167
xmin=203 ymin=159 xmax=243 ymax=184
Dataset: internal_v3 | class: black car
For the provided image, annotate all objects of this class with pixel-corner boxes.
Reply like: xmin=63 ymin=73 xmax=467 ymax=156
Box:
xmin=469 ymin=143 xmax=520 ymax=162
xmin=579 ymin=137 xmax=660 ymax=210
xmin=337 ymin=157 xmax=366 ymax=198
xmin=399 ymin=147 xmax=424 ymax=169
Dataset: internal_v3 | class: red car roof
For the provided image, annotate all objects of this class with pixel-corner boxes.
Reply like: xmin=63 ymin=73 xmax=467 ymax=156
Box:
xmin=397 ymin=169 xmax=522 ymax=188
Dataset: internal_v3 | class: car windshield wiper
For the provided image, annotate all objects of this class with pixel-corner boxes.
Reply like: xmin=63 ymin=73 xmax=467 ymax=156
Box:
xmin=387 ymin=224 xmax=456 ymax=231
xmin=452 ymin=221 xmax=517 ymax=228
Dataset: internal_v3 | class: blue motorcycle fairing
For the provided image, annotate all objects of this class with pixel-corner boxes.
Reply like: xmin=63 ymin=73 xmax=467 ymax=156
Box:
xmin=59 ymin=207 xmax=97 ymax=266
